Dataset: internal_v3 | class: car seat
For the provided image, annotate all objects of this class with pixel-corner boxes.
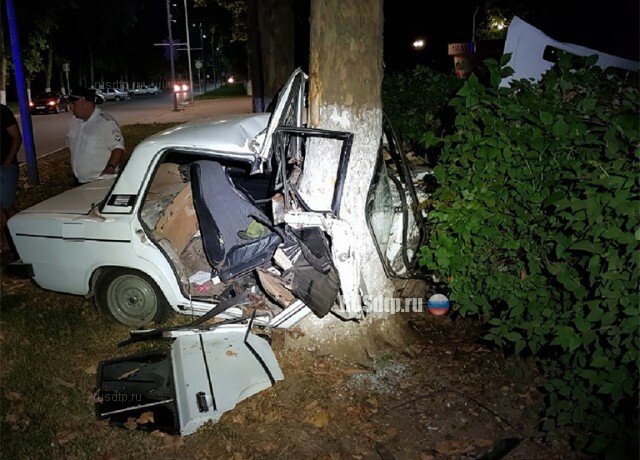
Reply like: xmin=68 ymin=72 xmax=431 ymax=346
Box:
xmin=190 ymin=160 xmax=282 ymax=281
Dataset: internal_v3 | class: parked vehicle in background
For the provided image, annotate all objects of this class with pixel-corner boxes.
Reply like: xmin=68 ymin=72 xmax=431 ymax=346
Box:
xmin=29 ymin=92 xmax=69 ymax=114
xmin=101 ymin=88 xmax=129 ymax=101
xmin=130 ymin=85 xmax=160 ymax=96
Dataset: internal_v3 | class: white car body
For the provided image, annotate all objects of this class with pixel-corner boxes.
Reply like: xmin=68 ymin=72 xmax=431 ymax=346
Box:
xmin=100 ymin=88 xmax=129 ymax=101
xmin=9 ymin=69 xmax=426 ymax=328
xmin=501 ymin=16 xmax=639 ymax=86
xmin=130 ymin=85 xmax=160 ymax=96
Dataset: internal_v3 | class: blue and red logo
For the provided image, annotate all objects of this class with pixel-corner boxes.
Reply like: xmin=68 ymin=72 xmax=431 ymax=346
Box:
xmin=427 ymin=294 xmax=450 ymax=316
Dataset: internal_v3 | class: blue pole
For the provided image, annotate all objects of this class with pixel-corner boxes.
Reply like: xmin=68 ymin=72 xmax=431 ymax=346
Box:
xmin=5 ymin=0 xmax=39 ymax=184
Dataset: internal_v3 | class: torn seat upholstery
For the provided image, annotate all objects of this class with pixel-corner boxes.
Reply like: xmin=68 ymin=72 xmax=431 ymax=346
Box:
xmin=190 ymin=160 xmax=282 ymax=281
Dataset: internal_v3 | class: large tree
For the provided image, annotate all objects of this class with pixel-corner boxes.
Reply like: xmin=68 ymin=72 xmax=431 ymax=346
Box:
xmin=300 ymin=0 xmax=392 ymax=324
xmin=252 ymin=0 xmax=294 ymax=110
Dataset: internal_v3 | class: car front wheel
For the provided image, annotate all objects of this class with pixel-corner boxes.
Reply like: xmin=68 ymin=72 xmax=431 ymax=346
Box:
xmin=95 ymin=268 xmax=172 ymax=326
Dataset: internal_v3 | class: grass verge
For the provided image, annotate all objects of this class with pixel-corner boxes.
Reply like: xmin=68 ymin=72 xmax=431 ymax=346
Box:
xmin=194 ymin=83 xmax=246 ymax=100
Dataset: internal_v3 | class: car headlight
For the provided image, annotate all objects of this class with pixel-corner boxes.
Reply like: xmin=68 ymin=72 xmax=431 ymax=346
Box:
xmin=48 ymin=101 xmax=56 ymax=106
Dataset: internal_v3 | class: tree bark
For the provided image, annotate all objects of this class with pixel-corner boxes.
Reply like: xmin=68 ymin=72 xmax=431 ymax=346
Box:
xmin=257 ymin=0 xmax=294 ymax=109
xmin=247 ymin=0 xmax=295 ymax=112
xmin=45 ymin=46 xmax=53 ymax=92
xmin=305 ymin=0 xmax=393 ymax=308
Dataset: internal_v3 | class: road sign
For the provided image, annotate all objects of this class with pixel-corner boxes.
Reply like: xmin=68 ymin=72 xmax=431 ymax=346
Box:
xmin=448 ymin=42 xmax=474 ymax=55
xmin=62 ymin=62 xmax=70 ymax=72
xmin=195 ymin=60 xmax=203 ymax=69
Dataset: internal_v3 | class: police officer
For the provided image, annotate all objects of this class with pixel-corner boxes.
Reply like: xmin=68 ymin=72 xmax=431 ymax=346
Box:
xmin=67 ymin=87 xmax=124 ymax=184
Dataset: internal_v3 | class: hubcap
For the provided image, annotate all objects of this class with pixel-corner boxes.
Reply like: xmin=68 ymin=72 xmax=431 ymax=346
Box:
xmin=107 ymin=274 xmax=158 ymax=325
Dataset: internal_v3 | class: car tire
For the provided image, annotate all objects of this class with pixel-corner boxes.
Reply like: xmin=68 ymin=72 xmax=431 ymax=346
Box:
xmin=95 ymin=268 xmax=172 ymax=326
xmin=115 ymin=96 xmax=121 ymax=101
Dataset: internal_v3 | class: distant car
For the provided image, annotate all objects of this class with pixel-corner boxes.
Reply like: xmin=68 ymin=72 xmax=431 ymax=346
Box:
xmin=100 ymin=88 xmax=129 ymax=101
xmin=173 ymin=83 xmax=189 ymax=92
xmin=130 ymin=85 xmax=160 ymax=96
xmin=29 ymin=92 xmax=69 ymax=114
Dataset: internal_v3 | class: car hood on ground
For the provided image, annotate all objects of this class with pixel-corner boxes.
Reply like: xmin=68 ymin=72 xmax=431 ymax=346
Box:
xmin=20 ymin=178 xmax=116 ymax=215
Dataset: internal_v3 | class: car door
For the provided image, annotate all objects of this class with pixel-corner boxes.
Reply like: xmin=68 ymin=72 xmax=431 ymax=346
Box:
xmin=365 ymin=116 xmax=427 ymax=278
xmin=252 ymin=68 xmax=307 ymax=173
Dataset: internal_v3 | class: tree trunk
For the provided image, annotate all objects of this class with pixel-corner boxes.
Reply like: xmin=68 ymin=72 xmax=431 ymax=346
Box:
xmin=89 ymin=51 xmax=94 ymax=87
xmin=257 ymin=0 xmax=294 ymax=109
xmin=246 ymin=0 xmax=264 ymax=112
xmin=247 ymin=0 xmax=295 ymax=112
xmin=45 ymin=46 xmax=53 ymax=92
xmin=305 ymin=0 xmax=392 ymax=307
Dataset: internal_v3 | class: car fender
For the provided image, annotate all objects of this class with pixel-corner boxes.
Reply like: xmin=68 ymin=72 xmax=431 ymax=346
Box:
xmin=87 ymin=258 xmax=185 ymax=313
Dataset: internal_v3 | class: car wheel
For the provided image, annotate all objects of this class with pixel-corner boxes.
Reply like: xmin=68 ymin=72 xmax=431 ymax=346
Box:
xmin=115 ymin=96 xmax=121 ymax=101
xmin=95 ymin=268 xmax=172 ymax=326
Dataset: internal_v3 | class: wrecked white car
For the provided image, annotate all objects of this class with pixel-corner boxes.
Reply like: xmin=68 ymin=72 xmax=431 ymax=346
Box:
xmin=8 ymin=69 xmax=428 ymax=328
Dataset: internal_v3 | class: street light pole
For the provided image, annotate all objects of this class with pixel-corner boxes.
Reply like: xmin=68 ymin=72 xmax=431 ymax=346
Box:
xmin=166 ymin=0 xmax=178 ymax=111
xmin=182 ymin=0 xmax=194 ymax=103
xmin=200 ymin=23 xmax=206 ymax=93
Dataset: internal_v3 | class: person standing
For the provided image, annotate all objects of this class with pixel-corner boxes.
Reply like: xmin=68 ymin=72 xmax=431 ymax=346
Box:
xmin=0 ymin=104 xmax=22 ymax=256
xmin=67 ymin=87 xmax=124 ymax=184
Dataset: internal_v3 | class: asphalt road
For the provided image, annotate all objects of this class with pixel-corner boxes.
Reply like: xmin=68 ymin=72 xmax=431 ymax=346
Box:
xmin=15 ymin=90 xmax=252 ymax=162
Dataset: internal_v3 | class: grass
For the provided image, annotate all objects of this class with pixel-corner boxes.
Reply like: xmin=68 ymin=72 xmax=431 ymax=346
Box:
xmin=0 ymin=122 xmax=182 ymax=458
xmin=194 ymin=82 xmax=246 ymax=100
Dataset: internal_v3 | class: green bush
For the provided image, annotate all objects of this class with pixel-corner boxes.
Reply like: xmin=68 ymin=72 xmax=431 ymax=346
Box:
xmin=382 ymin=66 xmax=463 ymax=154
xmin=419 ymin=53 xmax=639 ymax=456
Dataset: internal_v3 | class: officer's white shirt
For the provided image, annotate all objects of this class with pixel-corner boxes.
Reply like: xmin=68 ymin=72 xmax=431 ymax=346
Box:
xmin=68 ymin=107 xmax=124 ymax=183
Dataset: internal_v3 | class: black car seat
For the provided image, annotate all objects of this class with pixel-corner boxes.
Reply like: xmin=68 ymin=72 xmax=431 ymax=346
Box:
xmin=190 ymin=160 xmax=282 ymax=281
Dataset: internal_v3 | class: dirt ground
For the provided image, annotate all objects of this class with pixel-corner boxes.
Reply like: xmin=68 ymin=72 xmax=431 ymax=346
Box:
xmin=0 ymin=134 xmax=582 ymax=460
xmin=0 ymin=272 xmax=581 ymax=460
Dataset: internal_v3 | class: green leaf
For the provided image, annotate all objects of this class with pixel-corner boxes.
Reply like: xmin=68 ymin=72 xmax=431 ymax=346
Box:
xmin=504 ymin=331 xmax=522 ymax=342
xmin=539 ymin=111 xmax=553 ymax=126
xmin=552 ymin=117 xmax=569 ymax=137
xmin=571 ymin=240 xmax=598 ymax=253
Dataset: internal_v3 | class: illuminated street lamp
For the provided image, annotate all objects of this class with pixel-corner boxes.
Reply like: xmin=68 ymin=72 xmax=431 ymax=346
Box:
xmin=412 ymin=39 xmax=425 ymax=51
xmin=412 ymin=38 xmax=425 ymax=65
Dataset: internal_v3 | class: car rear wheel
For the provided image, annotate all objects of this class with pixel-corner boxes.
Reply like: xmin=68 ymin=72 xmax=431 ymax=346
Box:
xmin=115 ymin=96 xmax=121 ymax=101
xmin=95 ymin=268 xmax=172 ymax=326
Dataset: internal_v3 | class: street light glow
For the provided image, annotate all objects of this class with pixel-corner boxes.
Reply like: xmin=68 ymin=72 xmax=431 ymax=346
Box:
xmin=412 ymin=39 xmax=425 ymax=50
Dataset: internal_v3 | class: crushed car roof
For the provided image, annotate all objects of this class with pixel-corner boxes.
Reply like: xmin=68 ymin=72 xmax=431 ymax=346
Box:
xmin=139 ymin=113 xmax=271 ymax=156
